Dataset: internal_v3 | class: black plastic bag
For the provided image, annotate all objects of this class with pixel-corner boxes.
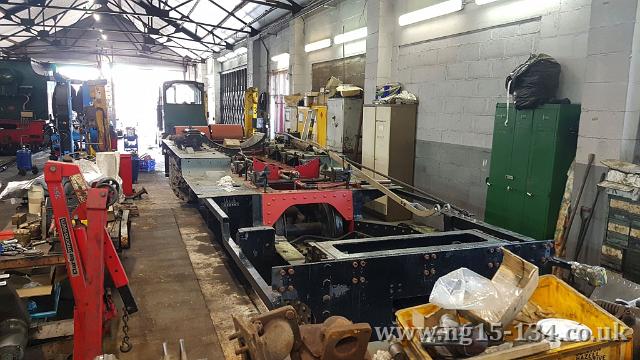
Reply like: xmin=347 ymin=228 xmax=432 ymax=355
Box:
xmin=505 ymin=54 xmax=561 ymax=109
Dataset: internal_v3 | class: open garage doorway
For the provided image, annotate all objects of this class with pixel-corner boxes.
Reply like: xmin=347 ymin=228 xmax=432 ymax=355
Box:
xmin=56 ymin=63 xmax=185 ymax=152
xmin=111 ymin=64 xmax=184 ymax=151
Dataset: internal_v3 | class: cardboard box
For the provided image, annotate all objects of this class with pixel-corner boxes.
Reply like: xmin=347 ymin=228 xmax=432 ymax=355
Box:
xmin=284 ymin=94 xmax=303 ymax=107
xmin=317 ymin=93 xmax=328 ymax=105
xmin=462 ymin=248 xmax=539 ymax=326
xmin=12 ymin=213 xmax=27 ymax=226
xmin=223 ymin=139 xmax=241 ymax=148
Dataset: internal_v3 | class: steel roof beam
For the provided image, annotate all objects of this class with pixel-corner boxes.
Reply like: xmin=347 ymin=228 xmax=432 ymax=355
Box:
xmin=244 ymin=0 xmax=294 ymax=11
xmin=127 ymin=0 xmax=217 ymax=57
xmin=109 ymin=0 xmax=210 ymax=58
xmin=147 ymin=0 xmax=220 ymax=43
xmin=5 ymin=47 xmax=188 ymax=64
xmin=0 ymin=23 xmax=225 ymax=46
xmin=140 ymin=0 xmax=231 ymax=51
xmin=4 ymin=33 xmax=197 ymax=49
xmin=0 ymin=1 xmax=252 ymax=34
xmin=8 ymin=42 xmax=181 ymax=56
xmin=108 ymin=0 xmax=188 ymax=58
xmin=284 ymin=0 xmax=302 ymax=13
xmin=204 ymin=0 xmax=258 ymax=36
xmin=213 ymin=1 xmax=246 ymax=32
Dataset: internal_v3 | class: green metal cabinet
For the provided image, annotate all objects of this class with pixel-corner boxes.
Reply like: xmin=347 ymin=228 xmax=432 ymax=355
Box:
xmin=484 ymin=103 xmax=580 ymax=240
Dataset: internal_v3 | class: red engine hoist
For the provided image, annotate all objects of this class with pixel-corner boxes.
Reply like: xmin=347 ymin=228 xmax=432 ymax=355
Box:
xmin=44 ymin=161 xmax=138 ymax=359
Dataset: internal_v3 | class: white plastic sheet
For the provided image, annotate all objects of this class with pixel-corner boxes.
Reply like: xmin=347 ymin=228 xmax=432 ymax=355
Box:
xmin=0 ymin=159 xmax=114 ymax=200
xmin=429 ymin=268 xmax=500 ymax=310
xmin=0 ymin=177 xmax=46 ymax=201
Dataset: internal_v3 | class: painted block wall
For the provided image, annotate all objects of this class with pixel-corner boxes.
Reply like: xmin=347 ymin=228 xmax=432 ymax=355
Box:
xmin=247 ymin=0 xmax=368 ymax=94
xmin=393 ymin=0 xmax=592 ymax=217
xmin=253 ymin=26 xmax=291 ymax=92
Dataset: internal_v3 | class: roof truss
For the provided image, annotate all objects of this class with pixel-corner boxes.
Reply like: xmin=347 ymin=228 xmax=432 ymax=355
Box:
xmin=0 ymin=0 xmax=303 ymax=62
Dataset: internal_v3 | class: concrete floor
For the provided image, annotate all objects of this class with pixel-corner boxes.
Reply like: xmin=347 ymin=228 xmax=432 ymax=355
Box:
xmin=117 ymin=171 xmax=262 ymax=359
xmin=0 ymin=153 xmax=262 ymax=359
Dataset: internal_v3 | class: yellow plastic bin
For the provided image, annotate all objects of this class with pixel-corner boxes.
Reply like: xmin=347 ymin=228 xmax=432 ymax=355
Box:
xmin=395 ymin=275 xmax=633 ymax=359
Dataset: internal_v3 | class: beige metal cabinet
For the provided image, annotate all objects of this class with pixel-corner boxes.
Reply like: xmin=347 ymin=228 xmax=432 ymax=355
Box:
xmin=284 ymin=106 xmax=298 ymax=132
xmin=362 ymin=104 xmax=417 ymax=221
xmin=326 ymin=98 xmax=364 ymax=161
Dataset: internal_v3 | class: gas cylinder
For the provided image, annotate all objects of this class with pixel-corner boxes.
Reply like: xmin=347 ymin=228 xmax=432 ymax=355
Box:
xmin=16 ymin=147 xmax=38 ymax=176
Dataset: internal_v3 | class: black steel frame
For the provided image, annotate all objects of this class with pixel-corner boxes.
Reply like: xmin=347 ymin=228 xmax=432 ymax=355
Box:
xmin=198 ymin=190 xmax=553 ymax=331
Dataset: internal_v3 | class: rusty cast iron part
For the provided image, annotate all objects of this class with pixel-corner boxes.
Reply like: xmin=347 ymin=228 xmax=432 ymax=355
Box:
xmin=230 ymin=306 xmax=371 ymax=360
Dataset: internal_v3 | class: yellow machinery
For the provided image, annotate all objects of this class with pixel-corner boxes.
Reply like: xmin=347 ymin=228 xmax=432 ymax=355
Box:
xmin=296 ymin=105 xmax=327 ymax=147
xmin=82 ymin=80 xmax=111 ymax=155
xmin=243 ymin=87 xmax=258 ymax=137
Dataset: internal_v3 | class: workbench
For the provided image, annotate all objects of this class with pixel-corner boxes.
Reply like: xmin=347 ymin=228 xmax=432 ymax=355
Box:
xmin=0 ymin=243 xmax=64 ymax=271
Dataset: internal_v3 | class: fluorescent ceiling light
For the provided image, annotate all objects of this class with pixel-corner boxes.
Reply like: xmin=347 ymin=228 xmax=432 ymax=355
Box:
xmin=233 ymin=46 xmax=247 ymax=55
xmin=93 ymin=13 xmax=101 ymax=21
xmin=398 ymin=0 xmax=463 ymax=26
xmin=271 ymin=53 xmax=290 ymax=62
xmin=334 ymin=27 xmax=367 ymax=45
xmin=305 ymin=38 xmax=331 ymax=53
xmin=475 ymin=0 xmax=502 ymax=4
xmin=271 ymin=53 xmax=290 ymax=69
xmin=343 ymin=39 xmax=366 ymax=56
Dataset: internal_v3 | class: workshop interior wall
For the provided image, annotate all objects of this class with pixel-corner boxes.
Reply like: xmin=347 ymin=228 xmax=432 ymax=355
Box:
xmin=393 ymin=0 xmax=592 ymax=218
xmin=210 ymin=0 xmax=640 ymax=264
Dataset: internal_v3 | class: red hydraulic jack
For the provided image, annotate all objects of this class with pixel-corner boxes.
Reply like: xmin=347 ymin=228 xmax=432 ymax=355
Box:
xmin=44 ymin=161 xmax=138 ymax=359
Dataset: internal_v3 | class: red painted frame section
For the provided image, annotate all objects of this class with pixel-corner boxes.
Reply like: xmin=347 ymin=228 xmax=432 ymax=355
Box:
xmin=119 ymin=153 xmax=134 ymax=197
xmin=261 ymin=190 xmax=354 ymax=230
xmin=253 ymin=159 xmax=281 ymax=180
xmin=44 ymin=161 xmax=131 ymax=360
xmin=295 ymin=158 xmax=320 ymax=179
xmin=253 ymin=157 xmax=321 ymax=180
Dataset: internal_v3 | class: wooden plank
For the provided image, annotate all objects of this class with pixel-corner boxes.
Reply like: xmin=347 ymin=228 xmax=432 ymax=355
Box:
xmin=470 ymin=340 xmax=555 ymax=360
xmin=108 ymin=219 xmax=121 ymax=249
xmin=12 ymin=212 xmax=27 ymax=225
xmin=17 ymin=285 xmax=53 ymax=297
xmin=30 ymin=319 xmax=74 ymax=340
xmin=325 ymin=149 xmax=435 ymax=217
xmin=285 ymin=132 xmax=435 ymax=218
xmin=0 ymin=254 xmax=65 ymax=271
xmin=13 ymin=270 xmax=54 ymax=297
xmin=108 ymin=219 xmax=120 ymax=238
xmin=275 ymin=241 xmax=305 ymax=264
xmin=120 ymin=209 xmax=130 ymax=249
xmin=223 ymin=138 xmax=241 ymax=147
xmin=24 ymin=338 xmax=73 ymax=360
